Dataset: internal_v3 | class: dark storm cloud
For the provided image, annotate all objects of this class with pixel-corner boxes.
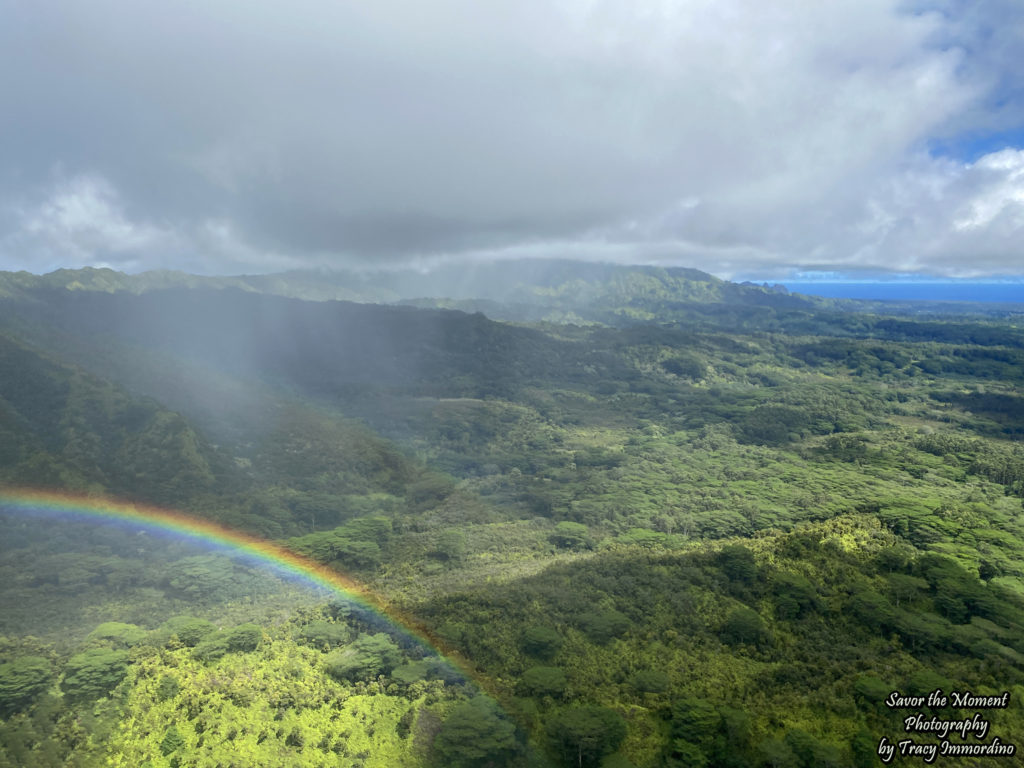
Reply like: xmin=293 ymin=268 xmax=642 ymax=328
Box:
xmin=1 ymin=0 xmax=1023 ymax=277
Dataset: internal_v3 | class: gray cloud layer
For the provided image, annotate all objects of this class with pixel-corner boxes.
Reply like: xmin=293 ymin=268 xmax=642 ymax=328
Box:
xmin=1 ymin=0 xmax=1023 ymax=278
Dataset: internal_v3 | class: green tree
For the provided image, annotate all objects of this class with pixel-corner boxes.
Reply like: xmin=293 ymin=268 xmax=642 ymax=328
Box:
xmin=0 ymin=656 xmax=52 ymax=716
xmin=225 ymin=623 xmax=262 ymax=652
xmin=547 ymin=706 xmax=626 ymax=768
xmin=630 ymin=670 xmax=669 ymax=694
xmin=297 ymin=620 xmax=351 ymax=650
xmin=433 ymin=696 xmax=516 ymax=768
xmin=616 ymin=528 xmax=668 ymax=548
xmin=718 ymin=545 xmax=757 ymax=584
xmin=848 ymin=588 xmax=896 ymax=631
xmin=666 ymin=739 xmax=707 ymax=768
xmin=87 ymin=621 xmax=148 ymax=648
xmin=661 ymin=353 xmax=706 ymax=380
xmin=851 ymin=729 xmax=877 ymax=768
xmin=886 ymin=574 xmax=928 ymax=607
xmin=435 ymin=530 xmax=467 ymax=561
xmin=310 ymin=535 xmax=383 ymax=569
xmin=550 ymin=522 xmax=590 ymax=549
xmin=156 ymin=675 xmax=180 ymax=702
xmin=720 ymin=607 xmax=769 ymax=647
xmin=159 ymin=616 xmax=217 ymax=647
xmin=670 ymin=697 xmax=720 ymax=746
xmin=785 ymin=729 xmax=841 ymax=768
xmin=325 ymin=633 xmax=403 ymax=681
xmin=852 ymin=675 xmax=890 ymax=707
xmin=578 ymin=611 xmax=630 ymax=645
xmin=160 ymin=724 xmax=185 ymax=756
xmin=771 ymin=572 xmax=820 ymax=618
xmin=521 ymin=666 xmax=567 ymax=698
xmin=166 ymin=556 xmax=239 ymax=601
xmin=391 ymin=660 xmax=434 ymax=684
xmin=979 ymin=559 xmax=1000 ymax=582
xmin=521 ymin=626 xmax=563 ymax=659
xmin=192 ymin=634 xmax=230 ymax=661
xmin=907 ymin=669 xmax=952 ymax=697
xmin=61 ymin=649 xmax=129 ymax=701
xmin=756 ymin=738 xmax=799 ymax=768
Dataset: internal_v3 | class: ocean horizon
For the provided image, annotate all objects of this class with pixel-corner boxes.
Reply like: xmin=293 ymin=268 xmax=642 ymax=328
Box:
xmin=780 ymin=282 xmax=1024 ymax=303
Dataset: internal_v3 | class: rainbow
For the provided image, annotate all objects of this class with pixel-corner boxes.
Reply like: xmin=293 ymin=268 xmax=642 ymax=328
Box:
xmin=0 ymin=487 xmax=477 ymax=684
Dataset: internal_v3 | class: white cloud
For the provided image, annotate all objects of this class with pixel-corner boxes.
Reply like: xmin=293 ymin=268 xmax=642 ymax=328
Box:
xmin=0 ymin=1 xmax=1022 ymax=276
xmin=951 ymin=150 xmax=1024 ymax=231
xmin=1 ymin=176 xmax=177 ymax=272
xmin=0 ymin=176 xmax=299 ymax=275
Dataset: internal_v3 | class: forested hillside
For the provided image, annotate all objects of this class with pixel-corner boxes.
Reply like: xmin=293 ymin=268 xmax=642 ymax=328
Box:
xmin=2 ymin=264 xmax=1024 ymax=766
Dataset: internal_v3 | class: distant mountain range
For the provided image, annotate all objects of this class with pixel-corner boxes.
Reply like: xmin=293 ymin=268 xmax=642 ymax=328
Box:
xmin=4 ymin=261 xmax=1020 ymax=325
xmin=0 ymin=260 xmax=805 ymax=318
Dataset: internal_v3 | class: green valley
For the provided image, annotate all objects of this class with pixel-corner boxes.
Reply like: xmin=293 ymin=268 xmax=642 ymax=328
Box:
xmin=2 ymin=261 xmax=1024 ymax=767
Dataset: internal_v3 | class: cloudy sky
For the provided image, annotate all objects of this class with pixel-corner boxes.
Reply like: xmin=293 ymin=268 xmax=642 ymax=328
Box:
xmin=1 ymin=0 xmax=1023 ymax=279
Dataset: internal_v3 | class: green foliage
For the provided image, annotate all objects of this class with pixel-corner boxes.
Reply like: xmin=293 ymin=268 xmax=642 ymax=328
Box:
xmin=433 ymin=530 xmax=467 ymax=561
xmin=666 ymin=738 xmax=708 ymax=767
xmin=661 ymin=353 xmax=706 ymax=380
xmin=225 ymin=623 xmax=262 ymax=652
xmin=0 ymin=656 xmax=52 ymax=716
xmin=550 ymin=521 xmax=589 ymax=549
xmin=520 ymin=666 xmax=567 ymax=698
xmin=852 ymin=675 xmax=890 ymax=705
xmin=166 ymin=556 xmax=244 ymax=601
xmin=87 ymin=622 xmax=147 ymax=648
xmin=92 ymin=625 xmax=434 ymax=767
xmin=159 ymin=616 xmax=217 ymax=647
xmin=390 ymin=660 xmax=434 ymax=684
xmin=629 ymin=670 xmax=668 ymax=694
xmin=521 ymin=627 xmax=563 ymax=660
xmin=191 ymin=634 xmax=230 ymax=662
xmin=61 ymin=648 xmax=129 ymax=702
xmin=756 ymin=738 xmax=798 ymax=768
xmin=155 ymin=675 xmax=179 ymax=702
xmin=433 ymin=696 xmax=517 ymax=768
xmin=718 ymin=545 xmax=757 ymax=584
xmin=289 ymin=531 xmax=382 ymax=569
xmin=324 ymin=633 xmax=403 ymax=682
xmin=614 ymin=528 xmax=671 ymax=548
xmin=906 ymin=669 xmax=953 ymax=697
xmin=737 ymin=404 xmax=814 ymax=445
xmin=577 ymin=610 xmax=630 ymax=645
xmin=159 ymin=725 xmax=184 ymax=756
xmin=407 ymin=473 xmax=457 ymax=512
xmin=847 ymin=588 xmax=895 ymax=632
xmin=296 ymin=620 xmax=351 ymax=650
xmin=670 ymin=698 xmax=720 ymax=746
xmin=546 ymin=706 xmax=627 ymax=768
xmin=10 ymin=265 xmax=1024 ymax=766
xmin=771 ymin=572 xmax=820 ymax=619
xmin=784 ymin=729 xmax=841 ymax=768
xmin=885 ymin=573 xmax=928 ymax=607
xmin=719 ymin=607 xmax=770 ymax=647
xmin=850 ymin=729 xmax=877 ymax=768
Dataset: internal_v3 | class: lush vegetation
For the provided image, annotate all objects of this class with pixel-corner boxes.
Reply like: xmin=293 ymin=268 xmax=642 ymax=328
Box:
xmin=2 ymin=262 xmax=1024 ymax=766
xmin=0 ymin=602 xmax=511 ymax=768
